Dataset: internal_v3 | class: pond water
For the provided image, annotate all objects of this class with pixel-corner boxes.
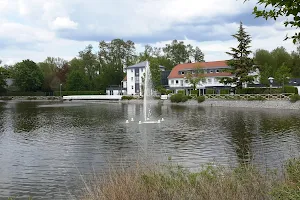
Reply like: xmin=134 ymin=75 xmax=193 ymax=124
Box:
xmin=0 ymin=101 xmax=300 ymax=199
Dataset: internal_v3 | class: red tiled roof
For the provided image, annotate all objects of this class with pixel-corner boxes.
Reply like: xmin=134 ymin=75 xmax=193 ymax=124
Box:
xmin=168 ymin=60 xmax=231 ymax=79
xmin=122 ymin=75 xmax=127 ymax=81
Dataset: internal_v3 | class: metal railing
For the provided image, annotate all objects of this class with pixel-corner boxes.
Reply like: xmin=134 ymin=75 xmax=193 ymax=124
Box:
xmin=204 ymin=93 xmax=294 ymax=100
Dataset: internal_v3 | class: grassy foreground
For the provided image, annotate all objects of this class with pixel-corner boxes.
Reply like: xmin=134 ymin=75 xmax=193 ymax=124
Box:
xmin=81 ymin=158 xmax=300 ymax=200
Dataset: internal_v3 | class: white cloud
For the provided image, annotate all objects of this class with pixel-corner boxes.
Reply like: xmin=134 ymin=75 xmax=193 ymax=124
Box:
xmin=0 ymin=0 xmax=298 ymax=65
xmin=52 ymin=17 xmax=78 ymax=30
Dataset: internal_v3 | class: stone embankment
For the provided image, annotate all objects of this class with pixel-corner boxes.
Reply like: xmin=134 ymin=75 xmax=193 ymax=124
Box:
xmin=0 ymin=96 xmax=62 ymax=101
xmin=122 ymin=99 xmax=300 ymax=110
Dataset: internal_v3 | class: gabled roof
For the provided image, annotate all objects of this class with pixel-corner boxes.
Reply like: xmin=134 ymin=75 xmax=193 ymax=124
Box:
xmin=168 ymin=60 xmax=231 ymax=79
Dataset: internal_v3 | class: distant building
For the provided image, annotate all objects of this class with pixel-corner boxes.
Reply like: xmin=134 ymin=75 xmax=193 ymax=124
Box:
xmin=122 ymin=61 xmax=165 ymax=96
xmin=167 ymin=60 xmax=260 ymax=95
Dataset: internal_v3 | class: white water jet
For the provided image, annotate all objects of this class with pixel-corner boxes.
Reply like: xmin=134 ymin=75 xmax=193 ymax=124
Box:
xmin=143 ymin=60 xmax=153 ymax=122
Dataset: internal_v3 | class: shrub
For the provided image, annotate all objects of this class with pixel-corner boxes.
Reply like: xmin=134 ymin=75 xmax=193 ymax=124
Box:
xmin=197 ymin=96 xmax=205 ymax=103
xmin=166 ymin=90 xmax=173 ymax=95
xmin=26 ymin=97 xmax=37 ymax=100
xmin=220 ymin=89 xmax=230 ymax=94
xmin=121 ymin=96 xmax=135 ymax=100
xmin=190 ymin=90 xmax=198 ymax=96
xmin=3 ymin=91 xmax=46 ymax=96
xmin=53 ymin=90 xmax=106 ymax=96
xmin=290 ymin=94 xmax=300 ymax=103
xmin=284 ymin=86 xmax=298 ymax=94
xmin=170 ymin=94 xmax=189 ymax=103
xmin=158 ymin=88 xmax=167 ymax=95
xmin=0 ymin=96 xmax=13 ymax=100
xmin=177 ymin=90 xmax=185 ymax=95
xmin=247 ymin=96 xmax=266 ymax=101
xmin=205 ymin=89 xmax=214 ymax=94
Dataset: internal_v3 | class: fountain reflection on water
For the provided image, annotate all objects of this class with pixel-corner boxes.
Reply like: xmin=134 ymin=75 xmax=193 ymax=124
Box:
xmin=126 ymin=60 xmax=163 ymax=124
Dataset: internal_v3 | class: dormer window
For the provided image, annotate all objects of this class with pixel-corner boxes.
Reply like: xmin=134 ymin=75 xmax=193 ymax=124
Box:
xmin=210 ymin=70 xmax=213 ymax=73
xmin=216 ymin=70 xmax=219 ymax=73
xmin=181 ymin=71 xmax=185 ymax=75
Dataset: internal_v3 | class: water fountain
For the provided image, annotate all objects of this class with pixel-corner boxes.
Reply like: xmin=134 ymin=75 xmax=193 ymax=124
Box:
xmin=126 ymin=61 xmax=164 ymax=124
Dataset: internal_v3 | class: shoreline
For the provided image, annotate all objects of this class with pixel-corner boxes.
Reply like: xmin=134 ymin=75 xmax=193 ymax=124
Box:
xmin=1 ymin=96 xmax=300 ymax=110
xmin=122 ymin=99 xmax=300 ymax=110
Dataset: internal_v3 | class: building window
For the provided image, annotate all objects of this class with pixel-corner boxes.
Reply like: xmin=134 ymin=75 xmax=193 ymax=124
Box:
xmin=171 ymin=80 xmax=174 ymax=84
xmin=131 ymin=85 xmax=134 ymax=89
xmin=185 ymin=79 xmax=189 ymax=83
xmin=141 ymin=68 xmax=143 ymax=72
xmin=176 ymin=80 xmax=179 ymax=84
xmin=208 ymin=79 xmax=212 ymax=83
xmin=181 ymin=71 xmax=185 ymax=75
xmin=210 ymin=70 xmax=213 ymax=73
xmin=216 ymin=70 xmax=219 ymax=73
xmin=131 ymin=69 xmax=133 ymax=72
xmin=131 ymin=77 xmax=133 ymax=81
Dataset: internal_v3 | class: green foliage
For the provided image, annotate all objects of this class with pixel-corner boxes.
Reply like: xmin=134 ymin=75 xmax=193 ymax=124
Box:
xmin=13 ymin=59 xmax=44 ymax=92
xmin=170 ymin=93 xmax=189 ymax=103
xmin=166 ymin=90 xmax=173 ymax=95
xmin=284 ymin=86 xmax=298 ymax=94
xmin=197 ymin=96 xmax=205 ymax=103
xmin=220 ymin=89 xmax=230 ymax=94
xmin=2 ymin=91 xmax=47 ymax=96
xmin=162 ymin=40 xmax=205 ymax=66
xmin=149 ymin=58 xmax=162 ymax=90
xmin=0 ymin=67 xmax=8 ymax=93
xmin=121 ymin=96 xmax=136 ymax=100
xmin=290 ymin=94 xmax=300 ymax=103
xmin=248 ymin=0 xmax=300 ymax=43
xmin=237 ymin=88 xmax=284 ymax=94
xmin=66 ymin=70 xmax=88 ymax=91
xmin=186 ymin=67 xmax=204 ymax=90
xmin=219 ymin=22 xmax=255 ymax=87
xmin=53 ymin=90 xmax=105 ymax=96
xmin=190 ymin=90 xmax=199 ymax=96
xmin=177 ymin=90 xmax=185 ymax=95
xmin=205 ymin=89 xmax=215 ymax=94
xmin=247 ymin=96 xmax=266 ymax=101
xmin=157 ymin=87 xmax=167 ymax=95
xmin=0 ymin=96 xmax=13 ymax=100
xmin=275 ymin=63 xmax=292 ymax=85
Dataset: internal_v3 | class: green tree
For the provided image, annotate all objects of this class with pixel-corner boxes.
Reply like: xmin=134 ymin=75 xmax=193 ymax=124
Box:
xmin=186 ymin=66 xmax=205 ymax=90
xmin=246 ymin=0 xmax=300 ymax=43
xmin=97 ymin=39 xmax=135 ymax=89
xmin=149 ymin=58 xmax=161 ymax=90
xmin=0 ymin=62 xmax=8 ymax=93
xmin=275 ymin=63 xmax=291 ymax=87
xmin=66 ymin=70 xmax=88 ymax=91
xmin=13 ymin=59 xmax=44 ymax=92
xmin=291 ymin=45 xmax=300 ymax=77
xmin=193 ymin=47 xmax=205 ymax=62
xmin=254 ymin=49 xmax=274 ymax=84
xmin=79 ymin=45 xmax=99 ymax=90
xmin=220 ymin=22 xmax=255 ymax=88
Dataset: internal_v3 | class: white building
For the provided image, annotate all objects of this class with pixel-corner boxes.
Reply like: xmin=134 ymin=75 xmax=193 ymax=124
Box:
xmin=168 ymin=60 xmax=259 ymax=94
xmin=122 ymin=61 xmax=165 ymax=96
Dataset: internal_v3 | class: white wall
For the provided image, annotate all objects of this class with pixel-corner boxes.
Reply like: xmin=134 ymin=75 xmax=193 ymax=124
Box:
xmin=168 ymin=77 xmax=232 ymax=89
xmin=126 ymin=67 xmax=145 ymax=96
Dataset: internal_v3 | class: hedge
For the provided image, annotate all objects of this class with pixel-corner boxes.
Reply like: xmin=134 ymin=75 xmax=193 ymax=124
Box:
xmin=53 ymin=90 xmax=106 ymax=96
xmin=190 ymin=90 xmax=198 ymax=96
xmin=236 ymin=87 xmax=297 ymax=94
xmin=177 ymin=90 xmax=185 ymax=95
xmin=220 ymin=89 xmax=230 ymax=94
xmin=1 ymin=91 xmax=48 ymax=96
xmin=170 ymin=94 xmax=189 ymax=103
xmin=205 ymin=89 xmax=215 ymax=94
xmin=197 ymin=96 xmax=205 ymax=103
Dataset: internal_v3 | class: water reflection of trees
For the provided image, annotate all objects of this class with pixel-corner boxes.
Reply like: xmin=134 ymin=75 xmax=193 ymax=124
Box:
xmin=219 ymin=110 xmax=254 ymax=165
xmin=0 ymin=102 xmax=5 ymax=134
xmin=12 ymin=102 xmax=40 ymax=133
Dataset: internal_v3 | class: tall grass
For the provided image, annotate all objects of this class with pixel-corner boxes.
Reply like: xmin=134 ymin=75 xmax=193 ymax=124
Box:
xmin=81 ymin=158 xmax=300 ymax=200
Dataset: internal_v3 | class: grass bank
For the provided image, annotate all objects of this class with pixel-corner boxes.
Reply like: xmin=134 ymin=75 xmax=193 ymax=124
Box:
xmin=81 ymin=158 xmax=300 ymax=200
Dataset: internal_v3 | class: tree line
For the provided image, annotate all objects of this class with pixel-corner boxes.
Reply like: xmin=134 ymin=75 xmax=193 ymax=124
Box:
xmin=0 ymin=40 xmax=205 ymax=93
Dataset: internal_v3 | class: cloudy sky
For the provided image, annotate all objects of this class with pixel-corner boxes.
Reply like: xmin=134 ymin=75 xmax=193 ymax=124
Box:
xmin=0 ymin=0 xmax=297 ymax=65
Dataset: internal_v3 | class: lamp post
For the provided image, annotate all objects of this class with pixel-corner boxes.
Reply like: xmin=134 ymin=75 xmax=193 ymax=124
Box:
xmin=268 ymin=77 xmax=274 ymax=94
xmin=60 ymin=83 xmax=62 ymax=97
